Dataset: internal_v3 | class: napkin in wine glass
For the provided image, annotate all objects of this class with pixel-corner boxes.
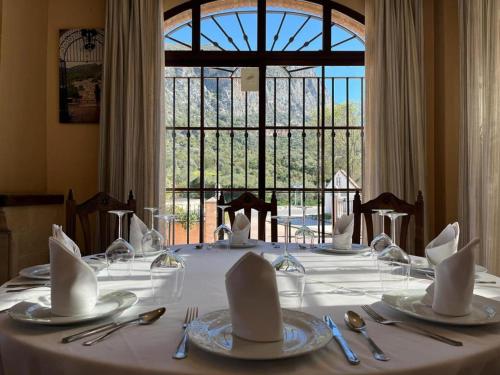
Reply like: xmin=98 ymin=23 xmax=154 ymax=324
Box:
xmin=226 ymin=252 xmax=283 ymax=342
xmin=50 ymin=225 xmax=98 ymax=316
xmin=230 ymin=212 xmax=251 ymax=245
xmin=423 ymin=238 xmax=479 ymax=316
xmin=425 ymin=222 xmax=460 ymax=267
xmin=331 ymin=213 xmax=354 ymax=249
xmin=130 ymin=214 xmax=148 ymax=254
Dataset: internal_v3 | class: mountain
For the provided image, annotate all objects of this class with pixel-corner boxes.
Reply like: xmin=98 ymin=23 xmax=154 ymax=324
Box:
xmin=66 ymin=63 xmax=102 ymax=82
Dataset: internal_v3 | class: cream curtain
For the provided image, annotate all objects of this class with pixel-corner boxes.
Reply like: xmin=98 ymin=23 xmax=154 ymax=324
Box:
xmin=364 ymin=0 xmax=426 ymax=249
xmin=459 ymin=0 xmax=500 ymax=274
xmin=99 ymin=0 xmax=165 ymax=214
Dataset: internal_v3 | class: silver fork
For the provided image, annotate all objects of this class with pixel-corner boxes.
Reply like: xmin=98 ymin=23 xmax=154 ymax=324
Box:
xmin=173 ymin=307 xmax=198 ymax=359
xmin=361 ymin=305 xmax=462 ymax=347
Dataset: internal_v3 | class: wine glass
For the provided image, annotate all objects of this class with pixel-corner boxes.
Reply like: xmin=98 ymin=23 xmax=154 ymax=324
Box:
xmin=150 ymin=214 xmax=186 ymax=304
xmin=370 ymin=209 xmax=394 ymax=257
xmin=385 ymin=212 xmax=408 ymax=247
xmin=141 ymin=207 xmax=164 ymax=257
xmin=377 ymin=244 xmax=411 ymax=292
xmin=105 ymin=210 xmax=135 ymax=279
xmin=294 ymin=206 xmax=316 ymax=248
xmin=377 ymin=212 xmax=411 ymax=292
xmin=213 ymin=205 xmax=232 ymax=250
xmin=272 ymin=215 xmax=306 ymax=309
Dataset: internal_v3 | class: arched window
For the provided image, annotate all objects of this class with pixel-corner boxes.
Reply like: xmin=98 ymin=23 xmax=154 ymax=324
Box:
xmin=163 ymin=0 xmax=364 ymax=244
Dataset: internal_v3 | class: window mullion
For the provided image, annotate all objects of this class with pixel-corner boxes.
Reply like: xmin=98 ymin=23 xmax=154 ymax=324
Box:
xmin=323 ymin=3 xmax=332 ymax=52
xmin=199 ymin=68 xmax=205 ymax=243
xmin=192 ymin=3 xmax=200 ymax=52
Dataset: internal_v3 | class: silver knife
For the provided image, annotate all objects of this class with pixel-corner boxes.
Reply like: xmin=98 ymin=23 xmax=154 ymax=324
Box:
xmin=61 ymin=308 xmax=164 ymax=343
xmin=324 ymin=314 xmax=360 ymax=365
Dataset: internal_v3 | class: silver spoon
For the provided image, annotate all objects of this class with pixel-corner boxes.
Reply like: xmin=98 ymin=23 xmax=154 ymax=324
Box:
xmin=82 ymin=307 xmax=166 ymax=346
xmin=344 ymin=310 xmax=389 ymax=361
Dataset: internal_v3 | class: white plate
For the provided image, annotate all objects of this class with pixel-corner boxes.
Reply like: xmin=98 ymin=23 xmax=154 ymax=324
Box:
xmin=8 ymin=290 xmax=137 ymax=325
xmin=215 ymin=239 xmax=260 ymax=249
xmin=382 ymin=289 xmax=500 ymax=326
xmin=19 ymin=259 xmax=106 ymax=280
xmin=410 ymin=256 xmax=487 ymax=276
xmin=189 ymin=309 xmax=332 ymax=360
xmin=317 ymin=243 xmax=371 ymax=254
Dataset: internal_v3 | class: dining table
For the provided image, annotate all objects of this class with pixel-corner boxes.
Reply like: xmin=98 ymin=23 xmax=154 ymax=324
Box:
xmin=1 ymin=242 xmax=500 ymax=375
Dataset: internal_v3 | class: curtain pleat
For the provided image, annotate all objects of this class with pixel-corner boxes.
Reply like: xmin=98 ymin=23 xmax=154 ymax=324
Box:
xmin=459 ymin=0 xmax=500 ymax=274
xmin=99 ymin=0 xmax=165 ymax=215
xmin=364 ymin=0 xmax=426 ymax=251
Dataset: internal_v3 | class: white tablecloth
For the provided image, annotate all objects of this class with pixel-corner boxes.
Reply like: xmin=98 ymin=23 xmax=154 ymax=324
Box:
xmin=1 ymin=243 xmax=500 ymax=375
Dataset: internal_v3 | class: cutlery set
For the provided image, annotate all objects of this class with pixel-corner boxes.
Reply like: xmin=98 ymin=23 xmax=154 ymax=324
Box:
xmin=323 ymin=314 xmax=360 ymax=365
xmin=361 ymin=305 xmax=462 ymax=346
xmin=61 ymin=308 xmax=166 ymax=346
xmin=344 ymin=310 xmax=389 ymax=361
xmin=60 ymin=306 xmax=200 ymax=360
xmin=324 ymin=305 xmax=463 ymax=365
xmin=173 ymin=306 xmax=198 ymax=359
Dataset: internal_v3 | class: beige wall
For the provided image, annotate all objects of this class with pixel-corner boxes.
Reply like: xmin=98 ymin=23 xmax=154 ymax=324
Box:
xmin=0 ymin=0 xmax=104 ymax=276
xmin=45 ymin=0 xmax=105 ymax=201
xmin=0 ymin=0 xmax=48 ymax=193
xmin=0 ymin=0 xmax=105 ymax=200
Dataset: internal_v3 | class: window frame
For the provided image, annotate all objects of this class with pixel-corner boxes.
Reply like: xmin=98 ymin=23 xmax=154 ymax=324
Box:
xmin=164 ymin=0 xmax=365 ymax=243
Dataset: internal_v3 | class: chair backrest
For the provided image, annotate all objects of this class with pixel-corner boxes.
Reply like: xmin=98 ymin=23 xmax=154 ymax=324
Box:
xmin=217 ymin=191 xmax=278 ymax=242
xmin=65 ymin=190 xmax=136 ymax=255
xmin=353 ymin=190 xmax=424 ymax=256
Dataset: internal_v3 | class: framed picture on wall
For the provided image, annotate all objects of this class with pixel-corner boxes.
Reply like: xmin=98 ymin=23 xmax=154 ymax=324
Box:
xmin=59 ymin=28 xmax=104 ymax=124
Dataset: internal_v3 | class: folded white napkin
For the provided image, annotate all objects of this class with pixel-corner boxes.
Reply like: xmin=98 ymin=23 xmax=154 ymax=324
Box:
xmin=423 ymin=238 xmax=479 ymax=317
xmin=331 ymin=214 xmax=354 ymax=249
xmin=230 ymin=213 xmax=251 ymax=245
xmin=226 ymin=252 xmax=283 ymax=342
xmin=426 ymin=222 xmax=460 ymax=267
xmin=54 ymin=224 xmax=81 ymax=257
xmin=130 ymin=214 xmax=148 ymax=254
xmin=50 ymin=225 xmax=98 ymax=316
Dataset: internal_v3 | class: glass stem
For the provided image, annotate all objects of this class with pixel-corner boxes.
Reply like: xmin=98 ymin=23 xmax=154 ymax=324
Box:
xmin=302 ymin=207 xmax=306 ymax=244
xmin=163 ymin=219 xmax=170 ymax=251
xmin=284 ymin=220 xmax=289 ymax=256
xmin=391 ymin=218 xmax=396 ymax=245
xmin=117 ymin=213 xmax=123 ymax=239
xmin=168 ymin=220 xmax=171 ymax=248
xmin=150 ymin=210 xmax=155 ymax=231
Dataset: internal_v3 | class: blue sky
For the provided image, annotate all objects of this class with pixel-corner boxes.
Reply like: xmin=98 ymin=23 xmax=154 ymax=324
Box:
xmin=165 ymin=6 xmax=364 ymax=102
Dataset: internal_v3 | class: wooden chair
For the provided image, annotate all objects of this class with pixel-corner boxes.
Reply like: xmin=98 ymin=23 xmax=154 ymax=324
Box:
xmin=217 ymin=191 xmax=278 ymax=242
xmin=353 ymin=190 xmax=424 ymax=256
xmin=65 ymin=190 xmax=136 ymax=255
